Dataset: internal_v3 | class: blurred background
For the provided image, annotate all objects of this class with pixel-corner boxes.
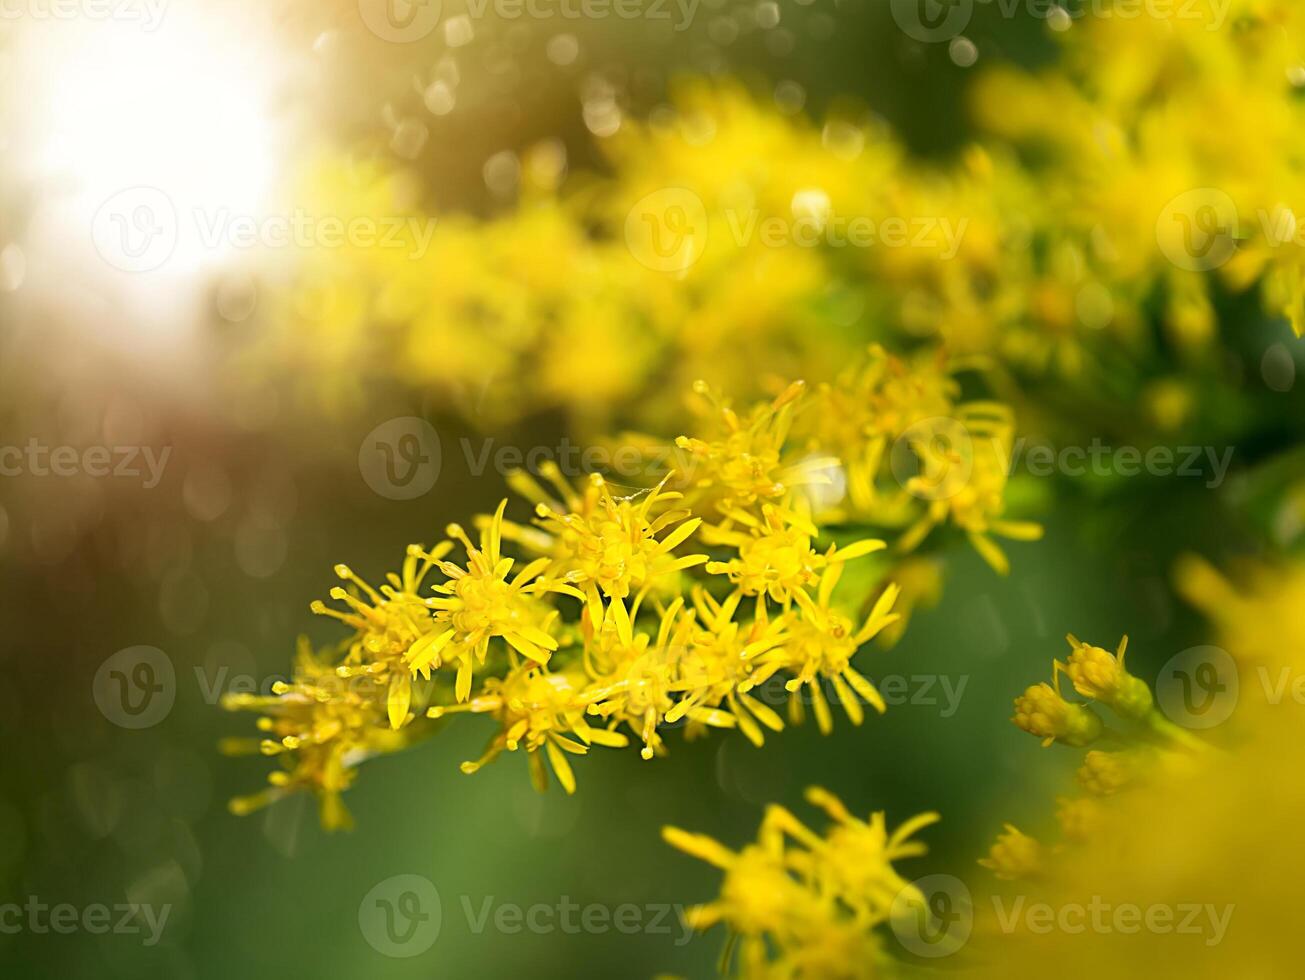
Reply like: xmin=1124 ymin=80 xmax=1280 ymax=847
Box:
xmin=1 ymin=1 xmax=1302 ymax=978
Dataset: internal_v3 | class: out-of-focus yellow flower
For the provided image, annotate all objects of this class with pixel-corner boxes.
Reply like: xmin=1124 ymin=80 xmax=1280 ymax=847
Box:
xmin=674 ymin=380 xmax=838 ymax=512
xmin=1176 ymin=553 xmax=1305 ymax=672
xmin=221 ymin=638 xmax=416 ymax=831
xmin=897 ymin=402 xmax=1043 ymax=575
xmin=978 ymin=823 xmax=1044 ymax=881
xmin=1077 ymin=749 xmax=1139 ymax=796
xmin=664 ymin=787 xmax=937 ymax=978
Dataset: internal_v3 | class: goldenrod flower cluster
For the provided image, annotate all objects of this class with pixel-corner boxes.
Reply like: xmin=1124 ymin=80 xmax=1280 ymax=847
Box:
xmin=244 ymin=1 xmax=1305 ymax=452
xmin=984 ymin=633 xmax=1208 ymax=880
xmin=224 ymin=364 xmax=1038 ymax=825
xmin=962 ymin=564 xmax=1305 ymax=977
xmin=663 ymin=787 xmax=939 ymax=980
xmin=209 ymin=6 xmax=1305 ymax=975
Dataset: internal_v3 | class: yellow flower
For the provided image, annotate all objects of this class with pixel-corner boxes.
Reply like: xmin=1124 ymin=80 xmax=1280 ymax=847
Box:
xmin=665 ymin=787 xmax=938 ymax=978
xmin=1077 ymin=750 xmax=1138 ymax=796
xmin=408 ymin=500 xmax=583 ymax=701
xmin=750 ymin=564 xmax=901 ymax=733
xmin=771 ymin=787 xmax=939 ymax=923
xmin=428 ymin=664 xmax=626 ymax=794
xmin=1176 ymin=554 xmax=1305 ymax=672
xmin=803 ymin=344 xmax=960 ymax=519
xmin=530 ymin=473 xmax=708 ymax=625
xmin=1012 ymin=679 xmax=1103 ymax=747
xmin=979 ymin=823 xmax=1044 ymax=881
xmin=1055 ymin=796 xmax=1106 ymax=844
xmin=703 ymin=501 xmax=885 ymax=607
xmin=579 ymin=597 xmax=697 ymax=759
xmin=1060 ymin=633 xmax=1153 ymax=719
xmin=222 ymin=638 xmax=413 ymax=831
xmin=662 ymin=826 xmax=829 ymax=949
xmin=897 ymin=403 xmax=1043 ymax=575
xmin=310 ymin=545 xmax=452 ymax=730
xmin=666 ymin=587 xmax=790 ymax=747
xmin=674 ymin=380 xmax=839 ymax=512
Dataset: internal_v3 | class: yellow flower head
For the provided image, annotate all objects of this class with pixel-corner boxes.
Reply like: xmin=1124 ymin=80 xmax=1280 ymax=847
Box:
xmin=665 ymin=587 xmax=790 ymax=747
xmin=661 ymin=827 xmax=827 ymax=941
xmin=665 ymin=786 xmax=938 ymax=977
xmin=1060 ymin=633 xmax=1153 ymax=719
xmin=750 ymin=565 xmax=900 ymax=733
xmin=429 ymin=664 xmax=627 ymax=795
xmin=310 ymin=547 xmax=455 ymax=730
xmin=1012 ymin=679 xmax=1104 ymax=747
xmin=1055 ymin=795 xmax=1107 ymax=844
xmin=311 ymin=546 xmax=450 ymax=667
xmin=1077 ymin=749 xmax=1138 ymax=796
xmin=704 ymin=501 xmax=885 ymax=607
xmin=805 ymin=344 xmax=960 ymax=516
xmin=899 ymin=402 xmax=1044 ymax=575
xmin=222 ymin=638 xmax=411 ymax=830
xmin=581 ymin=597 xmax=712 ymax=759
xmin=674 ymin=380 xmax=838 ymax=511
xmin=780 ymin=787 xmax=940 ymax=922
xmin=409 ymin=500 xmax=582 ymax=701
xmin=979 ymin=823 xmax=1044 ymax=881
xmin=530 ymin=473 xmax=708 ymax=623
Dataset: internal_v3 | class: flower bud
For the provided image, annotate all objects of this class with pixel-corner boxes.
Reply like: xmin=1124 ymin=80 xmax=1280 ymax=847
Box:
xmin=1013 ymin=681 xmax=1103 ymax=747
xmin=1063 ymin=634 xmax=1153 ymax=719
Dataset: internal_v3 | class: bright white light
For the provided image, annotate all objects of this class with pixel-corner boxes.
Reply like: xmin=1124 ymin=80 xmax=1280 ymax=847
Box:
xmin=9 ymin=6 xmax=294 ymax=339
xmin=36 ymin=25 xmax=274 ymax=217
